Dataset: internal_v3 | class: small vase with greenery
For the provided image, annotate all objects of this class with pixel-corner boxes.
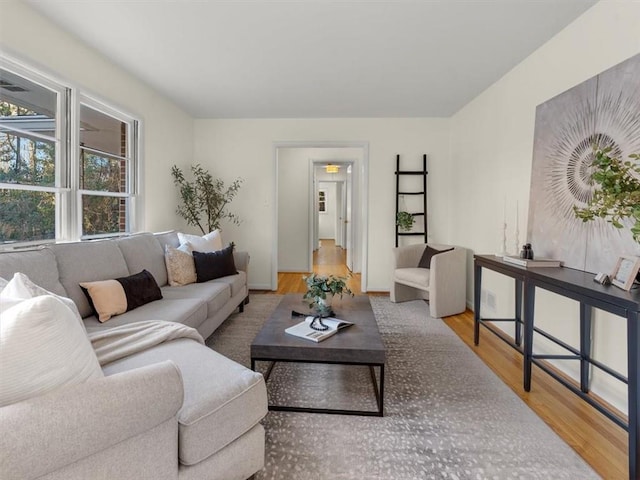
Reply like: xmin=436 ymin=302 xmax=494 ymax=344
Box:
xmin=396 ymin=211 xmax=415 ymax=232
xmin=573 ymin=147 xmax=640 ymax=242
xmin=302 ymin=273 xmax=353 ymax=330
xmin=171 ymin=164 xmax=243 ymax=235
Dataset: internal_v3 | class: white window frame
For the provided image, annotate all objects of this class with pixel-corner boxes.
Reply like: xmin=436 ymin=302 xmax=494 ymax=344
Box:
xmin=0 ymin=55 xmax=142 ymax=247
xmin=75 ymin=94 xmax=139 ymax=240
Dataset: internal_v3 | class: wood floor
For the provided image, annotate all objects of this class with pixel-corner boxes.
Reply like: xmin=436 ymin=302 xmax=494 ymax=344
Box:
xmin=271 ymin=239 xmax=627 ymax=479
xmin=276 ymin=239 xmax=363 ymax=294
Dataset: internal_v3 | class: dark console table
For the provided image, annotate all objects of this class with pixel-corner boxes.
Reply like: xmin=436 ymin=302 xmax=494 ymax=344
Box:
xmin=474 ymin=254 xmax=639 ymax=479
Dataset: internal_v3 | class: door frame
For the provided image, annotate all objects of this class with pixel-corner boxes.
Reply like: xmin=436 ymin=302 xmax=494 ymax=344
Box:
xmin=273 ymin=141 xmax=369 ymax=292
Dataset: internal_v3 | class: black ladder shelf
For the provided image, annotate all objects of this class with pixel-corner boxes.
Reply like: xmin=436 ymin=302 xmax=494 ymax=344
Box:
xmin=395 ymin=154 xmax=428 ymax=247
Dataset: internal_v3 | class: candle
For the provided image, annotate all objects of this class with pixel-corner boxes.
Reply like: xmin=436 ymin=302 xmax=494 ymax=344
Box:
xmin=514 ymin=201 xmax=520 ymax=254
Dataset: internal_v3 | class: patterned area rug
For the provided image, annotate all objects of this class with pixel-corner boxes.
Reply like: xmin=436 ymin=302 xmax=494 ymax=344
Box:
xmin=207 ymin=294 xmax=599 ymax=480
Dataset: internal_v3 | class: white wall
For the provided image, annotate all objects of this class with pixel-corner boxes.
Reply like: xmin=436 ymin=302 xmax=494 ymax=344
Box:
xmin=450 ymin=0 xmax=640 ymax=414
xmin=193 ymin=118 xmax=451 ymax=290
xmin=277 ymin=148 xmax=310 ymax=272
xmin=0 ymin=0 xmax=194 ymax=233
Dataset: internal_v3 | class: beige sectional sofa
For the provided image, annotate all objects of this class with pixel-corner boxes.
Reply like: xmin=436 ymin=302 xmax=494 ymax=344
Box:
xmin=0 ymin=231 xmax=268 ymax=480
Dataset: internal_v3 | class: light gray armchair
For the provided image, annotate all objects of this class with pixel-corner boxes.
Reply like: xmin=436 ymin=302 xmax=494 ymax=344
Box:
xmin=391 ymin=243 xmax=467 ymax=318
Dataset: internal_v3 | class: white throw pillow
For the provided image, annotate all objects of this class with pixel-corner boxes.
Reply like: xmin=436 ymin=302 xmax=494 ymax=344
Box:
xmin=178 ymin=229 xmax=223 ymax=252
xmin=0 ymin=295 xmax=104 ymax=407
xmin=0 ymin=277 xmax=8 ymax=293
xmin=165 ymin=245 xmax=197 ymax=286
xmin=0 ymin=272 xmax=83 ymax=328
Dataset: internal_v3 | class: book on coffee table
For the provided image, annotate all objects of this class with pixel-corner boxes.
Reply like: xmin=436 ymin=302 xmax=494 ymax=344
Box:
xmin=285 ymin=316 xmax=354 ymax=343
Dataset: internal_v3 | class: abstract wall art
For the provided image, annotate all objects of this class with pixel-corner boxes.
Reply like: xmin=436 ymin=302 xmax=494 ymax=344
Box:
xmin=527 ymin=53 xmax=640 ymax=274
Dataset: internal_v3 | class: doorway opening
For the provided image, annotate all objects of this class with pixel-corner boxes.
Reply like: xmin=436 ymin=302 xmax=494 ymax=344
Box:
xmin=311 ymin=161 xmax=360 ymax=292
xmin=273 ymin=142 xmax=369 ymax=293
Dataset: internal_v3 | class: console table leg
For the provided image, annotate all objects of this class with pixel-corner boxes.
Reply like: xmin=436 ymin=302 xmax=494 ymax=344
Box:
xmin=580 ymin=304 xmax=593 ymax=393
xmin=628 ymin=312 xmax=640 ymax=480
xmin=523 ymin=283 xmax=535 ymax=392
xmin=474 ymin=264 xmax=482 ymax=345
xmin=515 ymin=279 xmax=523 ymax=347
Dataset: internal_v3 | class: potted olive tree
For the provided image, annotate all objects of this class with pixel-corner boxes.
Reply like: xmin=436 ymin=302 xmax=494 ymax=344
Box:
xmin=171 ymin=164 xmax=243 ymax=234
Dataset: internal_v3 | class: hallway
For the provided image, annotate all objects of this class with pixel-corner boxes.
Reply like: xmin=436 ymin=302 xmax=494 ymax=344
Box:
xmin=276 ymin=239 xmax=362 ymax=294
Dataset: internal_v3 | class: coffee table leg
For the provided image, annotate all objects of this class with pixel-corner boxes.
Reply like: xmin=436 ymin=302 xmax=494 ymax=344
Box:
xmin=263 ymin=361 xmax=277 ymax=382
xmin=369 ymin=364 xmax=384 ymax=417
xmin=379 ymin=364 xmax=385 ymax=416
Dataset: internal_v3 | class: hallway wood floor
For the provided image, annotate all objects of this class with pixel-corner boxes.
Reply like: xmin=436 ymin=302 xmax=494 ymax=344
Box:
xmin=276 ymin=239 xmax=363 ymax=294
xmin=272 ymin=240 xmax=627 ymax=478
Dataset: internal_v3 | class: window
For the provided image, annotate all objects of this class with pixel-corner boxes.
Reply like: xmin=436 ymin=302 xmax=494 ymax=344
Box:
xmin=78 ymin=100 xmax=138 ymax=237
xmin=0 ymin=66 xmax=63 ymax=244
xmin=0 ymin=59 xmax=140 ymax=246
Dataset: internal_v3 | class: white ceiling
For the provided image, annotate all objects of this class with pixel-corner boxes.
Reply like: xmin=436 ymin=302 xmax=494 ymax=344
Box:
xmin=26 ymin=0 xmax=597 ymax=119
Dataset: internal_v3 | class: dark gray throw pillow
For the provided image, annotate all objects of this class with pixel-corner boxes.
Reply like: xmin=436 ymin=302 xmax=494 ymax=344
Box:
xmin=193 ymin=245 xmax=237 ymax=282
xmin=418 ymin=246 xmax=454 ymax=269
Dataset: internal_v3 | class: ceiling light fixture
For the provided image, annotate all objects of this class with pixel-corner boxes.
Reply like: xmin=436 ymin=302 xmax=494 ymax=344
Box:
xmin=325 ymin=164 xmax=339 ymax=173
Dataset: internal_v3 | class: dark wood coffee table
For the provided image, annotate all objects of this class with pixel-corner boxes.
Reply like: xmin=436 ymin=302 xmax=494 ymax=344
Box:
xmin=250 ymin=294 xmax=386 ymax=416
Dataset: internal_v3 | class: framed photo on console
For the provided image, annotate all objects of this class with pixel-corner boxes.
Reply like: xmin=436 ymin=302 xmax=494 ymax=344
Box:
xmin=611 ymin=255 xmax=640 ymax=291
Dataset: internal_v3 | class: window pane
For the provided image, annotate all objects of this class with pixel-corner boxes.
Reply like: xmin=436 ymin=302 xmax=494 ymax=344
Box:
xmin=80 ymin=104 xmax=126 ymax=157
xmin=82 ymin=195 xmax=126 ymax=236
xmin=0 ymin=189 xmax=55 ymax=244
xmin=0 ymin=68 xmax=57 ymax=138
xmin=0 ymin=133 xmax=55 ymax=186
xmin=81 ymin=150 xmax=126 ymax=192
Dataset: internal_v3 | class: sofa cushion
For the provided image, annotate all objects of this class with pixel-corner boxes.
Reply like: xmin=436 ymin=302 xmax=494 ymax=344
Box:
xmin=0 ymin=247 xmax=67 ymax=298
xmin=154 ymin=230 xmax=181 ymax=250
xmin=80 ymin=270 xmax=163 ymax=322
xmin=210 ymin=271 xmax=247 ymax=298
xmin=83 ymin=297 xmax=208 ymax=331
xmin=161 ymin=282 xmax=231 ymax=319
xmin=0 ymin=295 xmax=103 ymax=407
xmin=52 ymin=241 xmax=130 ymax=318
xmin=193 ymin=245 xmax=237 ymax=282
xmin=102 ymin=338 xmax=267 ymax=466
xmin=178 ymin=229 xmax=223 ymax=252
xmin=116 ymin=233 xmax=168 ymax=287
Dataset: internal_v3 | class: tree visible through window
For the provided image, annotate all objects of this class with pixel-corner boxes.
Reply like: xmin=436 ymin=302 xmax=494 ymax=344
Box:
xmin=0 ymin=71 xmax=58 ymax=243
xmin=0 ymin=61 xmax=139 ymax=245
xmin=79 ymin=102 xmax=135 ymax=236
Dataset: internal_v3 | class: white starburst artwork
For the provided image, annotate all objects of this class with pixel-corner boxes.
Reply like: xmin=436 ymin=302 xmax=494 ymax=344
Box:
xmin=527 ymin=53 xmax=640 ymax=274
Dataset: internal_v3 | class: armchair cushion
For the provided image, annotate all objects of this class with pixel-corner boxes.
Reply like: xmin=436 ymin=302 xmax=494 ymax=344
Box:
xmin=418 ymin=245 xmax=454 ymax=269
xmin=393 ymin=267 xmax=430 ymax=289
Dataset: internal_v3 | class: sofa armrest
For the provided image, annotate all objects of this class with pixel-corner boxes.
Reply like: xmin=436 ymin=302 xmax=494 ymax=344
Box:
xmin=429 ymin=247 xmax=467 ymax=318
xmin=391 ymin=244 xmax=426 ymax=269
xmin=234 ymin=250 xmax=250 ymax=273
xmin=0 ymin=361 xmax=183 ymax=480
